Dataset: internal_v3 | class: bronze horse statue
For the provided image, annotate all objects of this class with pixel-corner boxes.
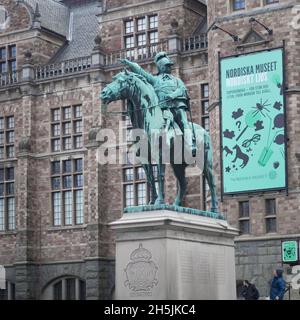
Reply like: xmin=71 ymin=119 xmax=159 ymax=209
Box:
xmin=101 ymin=70 xmax=219 ymax=212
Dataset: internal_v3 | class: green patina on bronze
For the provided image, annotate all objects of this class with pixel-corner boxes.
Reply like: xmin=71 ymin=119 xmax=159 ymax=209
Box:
xmin=101 ymin=52 xmax=221 ymax=216
xmin=124 ymin=204 xmax=225 ymax=220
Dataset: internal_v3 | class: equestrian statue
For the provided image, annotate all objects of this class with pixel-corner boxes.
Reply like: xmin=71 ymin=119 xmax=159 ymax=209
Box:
xmin=100 ymin=52 xmax=219 ymax=213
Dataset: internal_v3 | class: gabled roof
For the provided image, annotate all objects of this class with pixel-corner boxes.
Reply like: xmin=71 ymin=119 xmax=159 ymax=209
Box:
xmin=25 ymin=0 xmax=70 ymax=37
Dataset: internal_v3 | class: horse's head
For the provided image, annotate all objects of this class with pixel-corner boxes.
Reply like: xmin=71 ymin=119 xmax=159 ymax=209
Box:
xmin=100 ymin=69 xmax=131 ymax=104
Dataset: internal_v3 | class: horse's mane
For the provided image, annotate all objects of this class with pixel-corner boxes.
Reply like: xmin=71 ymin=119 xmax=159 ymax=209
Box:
xmin=122 ymin=70 xmax=154 ymax=90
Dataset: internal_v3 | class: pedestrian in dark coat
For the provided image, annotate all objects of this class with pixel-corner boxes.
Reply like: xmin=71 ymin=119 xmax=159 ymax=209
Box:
xmin=270 ymin=269 xmax=286 ymax=300
xmin=242 ymin=280 xmax=260 ymax=300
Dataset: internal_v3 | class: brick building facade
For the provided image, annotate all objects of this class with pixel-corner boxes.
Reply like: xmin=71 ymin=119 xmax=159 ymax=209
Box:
xmin=0 ymin=0 xmax=299 ymax=300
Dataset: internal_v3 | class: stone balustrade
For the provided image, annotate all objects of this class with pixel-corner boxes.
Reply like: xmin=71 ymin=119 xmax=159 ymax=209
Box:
xmin=0 ymin=70 xmax=20 ymax=87
xmin=0 ymin=34 xmax=207 ymax=87
xmin=182 ymin=34 xmax=208 ymax=52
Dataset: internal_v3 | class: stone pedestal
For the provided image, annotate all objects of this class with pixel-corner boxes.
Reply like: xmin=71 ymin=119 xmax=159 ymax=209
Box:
xmin=110 ymin=209 xmax=239 ymax=300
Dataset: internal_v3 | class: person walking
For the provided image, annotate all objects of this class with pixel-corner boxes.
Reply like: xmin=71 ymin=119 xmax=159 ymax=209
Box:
xmin=241 ymin=280 xmax=260 ymax=300
xmin=270 ymin=269 xmax=286 ymax=300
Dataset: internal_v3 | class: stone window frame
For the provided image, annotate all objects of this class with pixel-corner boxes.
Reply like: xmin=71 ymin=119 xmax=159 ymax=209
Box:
xmin=238 ymin=200 xmax=250 ymax=234
xmin=265 ymin=198 xmax=277 ymax=233
xmin=200 ymin=83 xmax=210 ymax=211
xmin=0 ymin=115 xmax=15 ymax=160
xmin=43 ymin=276 xmax=86 ymax=300
xmin=122 ymin=106 xmax=158 ymax=208
xmin=50 ymin=105 xmax=83 ymax=153
xmin=123 ymin=13 xmax=159 ymax=59
xmin=51 ymin=158 xmax=84 ymax=227
xmin=0 ymin=165 xmax=15 ymax=232
xmin=0 ymin=44 xmax=17 ymax=80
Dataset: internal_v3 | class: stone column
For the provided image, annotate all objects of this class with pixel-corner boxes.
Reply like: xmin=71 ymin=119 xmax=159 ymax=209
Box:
xmin=168 ymin=34 xmax=182 ymax=53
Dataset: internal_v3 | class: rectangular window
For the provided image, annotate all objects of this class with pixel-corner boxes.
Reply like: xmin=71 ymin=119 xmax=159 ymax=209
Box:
xmin=74 ymin=120 xmax=83 ymax=134
xmin=265 ymin=199 xmax=276 ymax=215
xmin=0 ymin=116 xmax=14 ymax=159
xmin=63 ymin=137 xmax=72 ymax=150
xmin=63 ymin=175 xmax=72 ymax=189
xmin=124 ymin=15 xmax=159 ymax=54
xmin=52 ymin=161 xmax=60 ymax=175
xmin=63 ymin=107 xmax=71 ymax=120
xmin=75 ymin=190 xmax=83 ymax=225
xmin=51 ymin=105 xmax=83 ymax=152
xmin=6 ymin=146 xmax=14 ymax=158
xmin=239 ymin=201 xmax=249 ymax=218
xmin=63 ymin=122 xmax=72 ymax=135
xmin=125 ymin=20 xmax=134 ymax=34
xmin=137 ymin=17 xmax=146 ymax=31
xmin=0 ymin=118 xmax=4 ymax=130
xmin=51 ymin=159 xmax=84 ymax=227
xmin=149 ymin=15 xmax=158 ymax=29
xmin=124 ymin=168 xmax=134 ymax=182
xmin=137 ymin=183 xmax=147 ymax=205
xmin=125 ymin=36 xmax=135 ymax=49
xmin=232 ymin=0 xmax=245 ymax=11
xmin=53 ymin=192 xmax=61 ymax=226
xmin=265 ymin=199 xmax=277 ymax=233
xmin=266 ymin=218 xmax=276 ymax=233
xmin=74 ymin=159 xmax=82 ymax=172
xmin=66 ymin=278 xmax=76 ymax=300
xmin=6 ymin=131 xmax=14 ymax=144
xmin=74 ymin=105 xmax=82 ymax=118
xmin=239 ymin=220 xmax=250 ymax=234
xmin=52 ymin=109 xmax=60 ymax=122
xmin=0 ymin=45 xmax=17 ymax=78
xmin=136 ymin=167 xmax=146 ymax=180
xmin=52 ymin=177 xmax=60 ymax=190
xmin=74 ymin=136 xmax=83 ymax=149
xmin=137 ymin=34 xmax=146 ymax=47
xmin=52 ymin=124 xmax=60 ymax=137
xmin=52 ymin=139 xmax=60 ymax=152
xmin=63 ymin=160 xmax=72 ymax=173
xmin=64 ymin=191 xmax=72 ymax=225
xmin=0 ymin=167 xmax=16 ymax=231
xmin=239 ymin=201 xmax=250 ymax=235
xmin=202 ymin=84 xmax=209 ymax=99
xmin=7 ymin=197 xmax=15 ymax=231
xmin=0 ymin=48 xmax=6 ymax=60
xmin=0 ymin=198 xmax=4 ymax=231
xmin=74 ymin=174 xmax=83 ymax=188
xmin=125 ymin=184 xmax=134 ymax=207
xmin=149 ymin=31 xmax=158 ymax=44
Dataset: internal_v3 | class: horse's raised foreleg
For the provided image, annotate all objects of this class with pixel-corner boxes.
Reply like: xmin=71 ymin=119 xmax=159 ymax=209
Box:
xmin=171 ymin=163 xmax=187 ymax=207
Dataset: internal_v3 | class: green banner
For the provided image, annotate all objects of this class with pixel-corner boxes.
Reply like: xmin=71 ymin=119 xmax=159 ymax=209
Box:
xmin=220 ymin=49 xmax=286 ymax=194
xmin=282 ymin=241 xmax=298 ymax=263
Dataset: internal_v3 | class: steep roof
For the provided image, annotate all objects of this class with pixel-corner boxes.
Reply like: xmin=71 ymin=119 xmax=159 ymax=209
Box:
xmin=25 ymin=0 xmax=70 ymax=37
xmin=51 ymin=1 xmax=101 ymax=62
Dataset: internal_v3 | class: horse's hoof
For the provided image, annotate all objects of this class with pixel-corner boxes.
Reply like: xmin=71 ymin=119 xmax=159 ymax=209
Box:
xmin=173 ymin=199 xmax=182 ymax=207
xmin=154 ymin=198 xmax=165 ymax=206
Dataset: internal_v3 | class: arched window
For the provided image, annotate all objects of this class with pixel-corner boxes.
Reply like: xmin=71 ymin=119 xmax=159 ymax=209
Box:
xmin=42 ymin=276 xmax=85 ymax=300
